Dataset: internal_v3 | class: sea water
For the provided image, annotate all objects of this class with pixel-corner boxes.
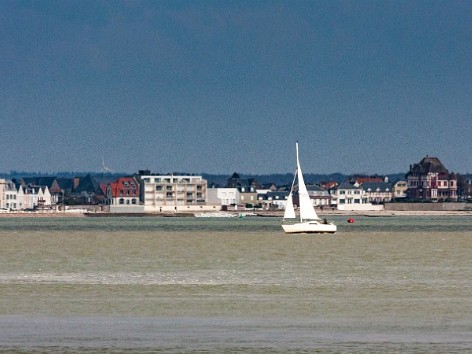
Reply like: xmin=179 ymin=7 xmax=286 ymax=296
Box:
xmin=0 ymin=216 xmax=471 ymax=353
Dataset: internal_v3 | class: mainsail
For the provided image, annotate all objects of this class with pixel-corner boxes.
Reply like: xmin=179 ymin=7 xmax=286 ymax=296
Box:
xmin=295 ymin=143 xmax=319 ymax=221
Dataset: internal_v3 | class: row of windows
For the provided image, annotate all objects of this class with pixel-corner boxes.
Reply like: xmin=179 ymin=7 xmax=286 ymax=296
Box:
xmin=155 ymin=185 xmax=203 ymax=190
xmin=338 ymin=190 xmax=361 ymax=195
xmin=163 ymin=192 xmax=204 ymax=198
xmin=119 ymin=190 xmax=138 ymax=196
xmin=118 ymin=198 xmax=137 ymax=205
xmin=142 ymin=177 xmax=202 ymax=184
xmin=410 ymin=180 xmax=455 ymax=188
xmin=338 ymin=198 xmax=368 ymax=204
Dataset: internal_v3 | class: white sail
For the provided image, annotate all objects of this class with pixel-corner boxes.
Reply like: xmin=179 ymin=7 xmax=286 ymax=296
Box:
xmin=282 ymin=142 xmax=336 ymax=234
xmin=284 ymin=191 xmax=296 ymax=219
xmin=296 ymin=142 xmax=319 ymax=221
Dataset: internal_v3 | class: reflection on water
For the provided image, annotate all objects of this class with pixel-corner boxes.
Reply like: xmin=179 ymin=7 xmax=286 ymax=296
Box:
xmin=0 ymin=216 xmax=471 ymax=352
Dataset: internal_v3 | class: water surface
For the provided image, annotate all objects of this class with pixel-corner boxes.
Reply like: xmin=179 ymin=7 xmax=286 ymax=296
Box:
xmin=0 ymin=216 xmax=471 ymax=352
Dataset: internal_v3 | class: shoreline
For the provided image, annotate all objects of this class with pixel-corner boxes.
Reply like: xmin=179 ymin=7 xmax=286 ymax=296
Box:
xmin=1 ymin=210 xmax=472 ymax=218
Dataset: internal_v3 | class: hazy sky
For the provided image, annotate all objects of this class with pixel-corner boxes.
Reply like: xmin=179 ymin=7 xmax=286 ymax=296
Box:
xmin=1 ymin=0 xmax=471 ymax=175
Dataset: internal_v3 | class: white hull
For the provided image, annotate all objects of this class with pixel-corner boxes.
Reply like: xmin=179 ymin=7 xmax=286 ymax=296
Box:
xmin=282 ymin=220 xmax=337 ymax=234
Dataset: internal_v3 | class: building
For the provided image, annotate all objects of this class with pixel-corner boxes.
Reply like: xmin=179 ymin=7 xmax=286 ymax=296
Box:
xmin=393 ymin=180 xmax=408 ymax=199
xmin=18 ymin=175 xmax=106 ymax=205
xmin=0 ymin=179 xmax=18 ymax=210
xmin=361 ymin=182 xmax=394 ymax=204
xmin=330 ymin=181 xmax=383 ymax=211
xmin=16 ymin=186 xmax=51 ymax=210
xmin=105 ymin=176 xmax=140 ymax=209
xmin=139 ymin=173 xmax=207 ymax=212
xmin=406 ymin=156 xmax=458 ymax=201
xmin=207 ymin=188 xmax=239 ymax=207
xmin=258 ymin=191 xmax=290 ymax=210
xmin=330 ymin=182 xmax=365 ymax=206
xmin=226 ymin=172 xmax=259 ymax=207
xmin=306 ymin=184 xmax=332 ymax=207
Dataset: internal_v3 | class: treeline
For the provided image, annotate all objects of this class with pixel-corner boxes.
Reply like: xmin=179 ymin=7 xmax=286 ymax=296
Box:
xmin=1 ymin=170 xmax=412 ymax=187
xmin=202 ymin=172 xmax=407 ymax=187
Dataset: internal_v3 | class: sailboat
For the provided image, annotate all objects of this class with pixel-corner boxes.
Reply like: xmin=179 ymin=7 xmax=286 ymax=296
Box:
xmin=282 ymin=142 xmax=337 ymax=234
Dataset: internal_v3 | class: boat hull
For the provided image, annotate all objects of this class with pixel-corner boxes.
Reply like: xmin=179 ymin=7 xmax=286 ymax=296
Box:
xmin=282 ymin=221 xmax=337 ymax=234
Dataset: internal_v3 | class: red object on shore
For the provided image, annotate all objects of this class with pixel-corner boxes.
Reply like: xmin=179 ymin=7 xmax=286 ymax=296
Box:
xmin=347 ymin=218 xmax=355 ymax=223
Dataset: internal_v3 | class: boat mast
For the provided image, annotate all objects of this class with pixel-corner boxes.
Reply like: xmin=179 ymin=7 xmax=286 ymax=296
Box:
xmin=296 ymin=142 xmax=302 ymax=223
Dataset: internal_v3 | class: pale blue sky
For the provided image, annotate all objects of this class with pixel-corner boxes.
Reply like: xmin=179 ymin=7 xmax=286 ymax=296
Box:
xmin=1 ymin=1 xmax=471 ymax=174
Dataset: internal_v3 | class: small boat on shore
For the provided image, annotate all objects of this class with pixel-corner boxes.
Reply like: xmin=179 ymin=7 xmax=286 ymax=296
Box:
xmin=282 ymin=142 xmax=337 ymax=234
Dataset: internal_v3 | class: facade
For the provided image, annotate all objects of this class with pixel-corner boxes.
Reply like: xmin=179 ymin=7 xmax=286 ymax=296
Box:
xmin=32 ymin=186 xmax=52 ymax=208
xmin=258 ymin=191 xmax=290 ymax=210
xmin=393 ymin=180 xmax=408 ymax=199
xmin=207 ymin=188 xmax=239 ymax=206
xmin=139 ymin=174 xmax=207 ymax=211
xmin=306 ymin=185 xmax=332 ymax=207
xmin=406 ymin=156 xmax=458 ymax=201
xmin=0 ymin=179 xmax=18 ymax=210
xmin=20 ymin=177 xmax=60 ymax=204
xmin=361 ymin=182 xmax=393 ymax=203
xmin=226 ymin=172 xmax=259 ymax=206
xmin=18 ymin=186 xmax=52 ymax=210
xmin=330 ymin=182 xmax=384 ymax=211
xmin=330 ymin=182 xmax=366 ymax=206
xmin=105 ymin=177 xmax=140 ymax=206
xmin=0 ymin=180 xmax=51 ymax=211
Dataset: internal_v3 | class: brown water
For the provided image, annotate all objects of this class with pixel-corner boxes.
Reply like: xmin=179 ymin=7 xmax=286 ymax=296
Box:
xmin=0 ymin=216 xmax=471 ymax=352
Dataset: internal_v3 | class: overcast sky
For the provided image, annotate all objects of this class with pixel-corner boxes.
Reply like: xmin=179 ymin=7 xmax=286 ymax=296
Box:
xmin=1 ymin=0 xmax=471 ymax=175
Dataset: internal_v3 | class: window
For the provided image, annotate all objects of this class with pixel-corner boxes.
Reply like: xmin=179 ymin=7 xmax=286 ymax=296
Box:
xmin=119 ymin=198 xmax=124 ymax=205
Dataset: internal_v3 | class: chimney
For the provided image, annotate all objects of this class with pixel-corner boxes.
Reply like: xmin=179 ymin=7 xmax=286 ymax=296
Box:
xmin=73 ymin=177 xmax=80 ymax=190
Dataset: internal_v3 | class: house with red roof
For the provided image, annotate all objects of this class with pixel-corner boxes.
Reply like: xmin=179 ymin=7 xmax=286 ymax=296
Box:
xmin=105 ymin=177 xmax=141 ymax=209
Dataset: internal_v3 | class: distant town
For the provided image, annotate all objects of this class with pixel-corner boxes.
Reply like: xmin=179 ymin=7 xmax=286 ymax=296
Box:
xmin=1 ymin=155 xmax=472 ymax=214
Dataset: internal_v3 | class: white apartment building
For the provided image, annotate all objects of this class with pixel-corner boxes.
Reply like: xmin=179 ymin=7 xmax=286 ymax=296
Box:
xmin=0 ymin=179 xmax=18 ymax=210
xmin=139 ymin=174 xmax=207 ymax=212
xmin=330 ymin=182 xmax=384 ymax=211
xmin=0 ymin=179 xmax=52 ymax=211
xmin=17 ymin=186 xmax=52 ymax=210
xmin=207 ymin=188 xmax=239 ymax=206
